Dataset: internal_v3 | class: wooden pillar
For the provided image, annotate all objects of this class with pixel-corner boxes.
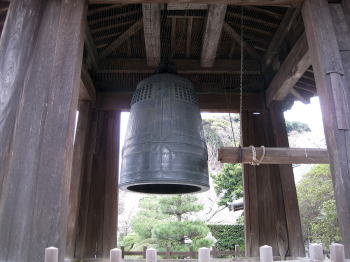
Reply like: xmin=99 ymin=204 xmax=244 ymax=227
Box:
xmin=269 ymin=102 xmax=305 ymax=258
xmin=66 ymin=101 xmax=92 ymax=258
xmin=242 ymin=108 xmax=304 ymax=258
xmin=302 ymin=1 xmax=350 ymax=257
xmin=0 ymin=1 xmax=86 ymax=262
xmin=82 ymin=110 xmax=120 ymax=259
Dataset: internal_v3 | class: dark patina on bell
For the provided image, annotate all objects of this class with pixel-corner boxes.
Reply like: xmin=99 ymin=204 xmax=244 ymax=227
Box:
xmin=120 ymin=72 xmax=209 ymax=194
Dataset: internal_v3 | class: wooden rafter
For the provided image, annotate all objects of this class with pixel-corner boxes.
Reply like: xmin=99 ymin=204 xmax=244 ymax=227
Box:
xmin=223 ymin=22 xmax=261 ymax=60
xmin=186 ymin=17 xmax=193 ymax=58
xmin=200 ymin=4 xmax=227 ymax=68
xmin=89 ymin=0 xmax=302 ymax=7
xmin=100 ymin=19 xmax=143 ymax=58
xmin=80 ymin=66 xmax=96 ymax=102
xmin=97 ymin=93 xmax=265 ymax=112
xmin=262 ymin=8 xmax=300 ymax=70
xmin=98 ymin=58 xmax=260 ymax=74
xmin=142 ymin=4 xmax=161 ymax=66
xmin=85 ymin=20 xmax=99 ymax=71
xmin=218 ymin=147 xmax=329 ymax=165
xmin=266 ymin=33 xmax=311 ymax=105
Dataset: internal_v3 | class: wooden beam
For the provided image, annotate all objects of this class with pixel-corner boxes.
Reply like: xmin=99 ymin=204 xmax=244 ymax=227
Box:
xmin=0 ymin=0 xmax=87 ymax=261
xmin=302 ymin=1 xmax=350 ymax=257
xmin=85 ymin=21 xmax=99 ymax=71
xmin=269 ymin=102 xmax=305 ymax=257
xmin=142 ymin=4 xmax=161 ymax=66
xmin=223 ymin=22 xmax=261 ymax=61
xmin=266 ymin=34 xmax=311 ymax=105
xmin=80 ymin=66 xmax=96 ymax=102
xmin=97 ymin=92 xmax=265 ymax=112
xmin=290 ymin=88 xmax=310 ymax=104
xmin=88 ymin=0 xmax=302 ymax=7
xmin=218 ymin=147 xmax=329 ymax=164
xmin=66 ymin=101 xmax=91 ymax=259
xmin=100 ymin=19 xmax=143 ymax=58
xmin=200 ymin=4 xmax=227 ymax=68
xmin=262 ymin=8 xmax=300 ymax=71
xmin=98 ymin=58 xmax=260 ymax=75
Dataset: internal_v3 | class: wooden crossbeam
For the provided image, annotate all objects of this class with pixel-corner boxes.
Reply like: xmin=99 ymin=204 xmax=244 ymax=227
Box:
xmin=266 ymin=33 xmax=311 ymax=105
xmin=200 ymin=4 xmax=227 ymax=68
xmin=98 ymin=58 xmax=260 ymax=74
xmin=142 ymin=4 xmax=161 ymax=66
xmin=100 ymin=19 xmax=143 ymax=58
xmin=218 ymin=147 xmax=329 ymax=164
xmin=262 ymin=8 xmax=300 ymax=71
xmin=89 ymin=0 xmax=302 ymax=7
xmin=223 ymin=22 xmax=261 ymax=61
xmin=80 ymin=66 xmax=96 ymax=102
xmin=84 ymin=21 xmax=99 ymax=71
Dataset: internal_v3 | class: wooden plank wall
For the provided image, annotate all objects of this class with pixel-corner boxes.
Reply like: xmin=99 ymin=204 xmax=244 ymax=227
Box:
xmin=0 ymin=1 xmax=87 ymax=262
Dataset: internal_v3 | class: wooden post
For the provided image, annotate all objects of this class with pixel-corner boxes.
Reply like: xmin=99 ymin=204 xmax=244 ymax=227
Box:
xmin=242 ymin=109 xmax=303 ymax=258
xmin=66 ymin=101 xmax=92 ymax=258
xmin=83 ymin=111 xmax=120 ymax=258
xmin=0 ymin=1 xmax=87 ymax=262
xmin=302 ymin=1 xmax=350 ymax=257
xmin=143 ymin=246 xmax=147 ymax=259
xmin=166 ymin=247 xmax=171 ymax=259
xmin=269 ymin=102 xmax=305 ymax=257
xmin=74 ymin=111 xmax=99 ymax=259
xmin=121 ymin=246 xmax=125 ymax=259
xmin=235 ymin=245 xmax=240 ymax=258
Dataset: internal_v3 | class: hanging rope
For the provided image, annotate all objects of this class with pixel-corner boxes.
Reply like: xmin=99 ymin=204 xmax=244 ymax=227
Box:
xmin=250 ymin=146 xmax=266 ymax=166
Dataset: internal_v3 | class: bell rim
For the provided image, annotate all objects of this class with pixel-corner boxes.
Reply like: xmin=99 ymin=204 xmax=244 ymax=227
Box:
xmin=119 ymin=181 xmax=209 ymax=194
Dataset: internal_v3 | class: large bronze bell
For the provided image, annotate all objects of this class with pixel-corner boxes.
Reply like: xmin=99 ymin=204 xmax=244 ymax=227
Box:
xmin=120 ymin=73 xmax=209 ymax=194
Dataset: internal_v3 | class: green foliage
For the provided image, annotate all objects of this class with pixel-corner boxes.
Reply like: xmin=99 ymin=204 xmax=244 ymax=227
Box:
xmin=297 ymin=164 xmax=340 ymax=250
xmin=130 ymin=196 xmax=168 ymax=240
xmin=208 ymin=225 xmax=244 ymax=250
xmin=212 ymin=164 xmax=243 ymax=207
xmin=159 ymin=195 xmax=203 ymax=221
xmin=152 ymin=221 xmax=210 ymax=249
xmin=122 ymin=195 xmax=211 ymax=251
xmin=286 ymin=120 xmax=311 ymax=134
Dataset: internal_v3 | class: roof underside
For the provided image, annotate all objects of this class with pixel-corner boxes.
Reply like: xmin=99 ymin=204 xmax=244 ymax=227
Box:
xmin=0 ymin=1 xmax=317 ymax=106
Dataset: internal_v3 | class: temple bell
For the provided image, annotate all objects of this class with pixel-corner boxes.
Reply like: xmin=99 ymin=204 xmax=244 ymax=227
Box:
xmin=119 ymin=72 xmax=209 ymax=194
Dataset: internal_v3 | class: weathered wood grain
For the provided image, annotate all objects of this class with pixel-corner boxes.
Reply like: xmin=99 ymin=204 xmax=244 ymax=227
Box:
xmin=142 ymin=4 xmax=161 ymax=66
xmin=98 ymin=58 xmax=260 ymax=74
xmin=262 ymin=8 xmax=300 ymax=70
xmin=266 ymin=33 xmax=311 ymax=105
xmin=200 ymin=4 xmax=227 ymax=68
xmin=302 ymin=0 xmax=350 ymax=257
xmin=83 ymin=111 xmax=120 ymax=258
xmin=223 ymin=22 xmax=261 ymax=61
xmin=97 ymin=92 xmax=265 ymax=112
xmin=100 ymin=19 xmax=143 ymax=58
xmin=218 ymin=147 xmax=329 ymax=164
xmin=0 ymin=0 xmax=87 ymax=262
xmin=269 ymin=102 xmax=305 ymax=258
xmin=88 ymin=0 xmax=302 ymax=7
xmin=66 ymin=101 xmax=91 ymax=259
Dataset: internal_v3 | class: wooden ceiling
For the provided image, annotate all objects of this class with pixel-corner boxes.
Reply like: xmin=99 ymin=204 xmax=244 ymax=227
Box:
xmin=84 ymin=3 xmax=316 ymax=105
xmin=0 ymin=1 xmax=317 ymax=106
